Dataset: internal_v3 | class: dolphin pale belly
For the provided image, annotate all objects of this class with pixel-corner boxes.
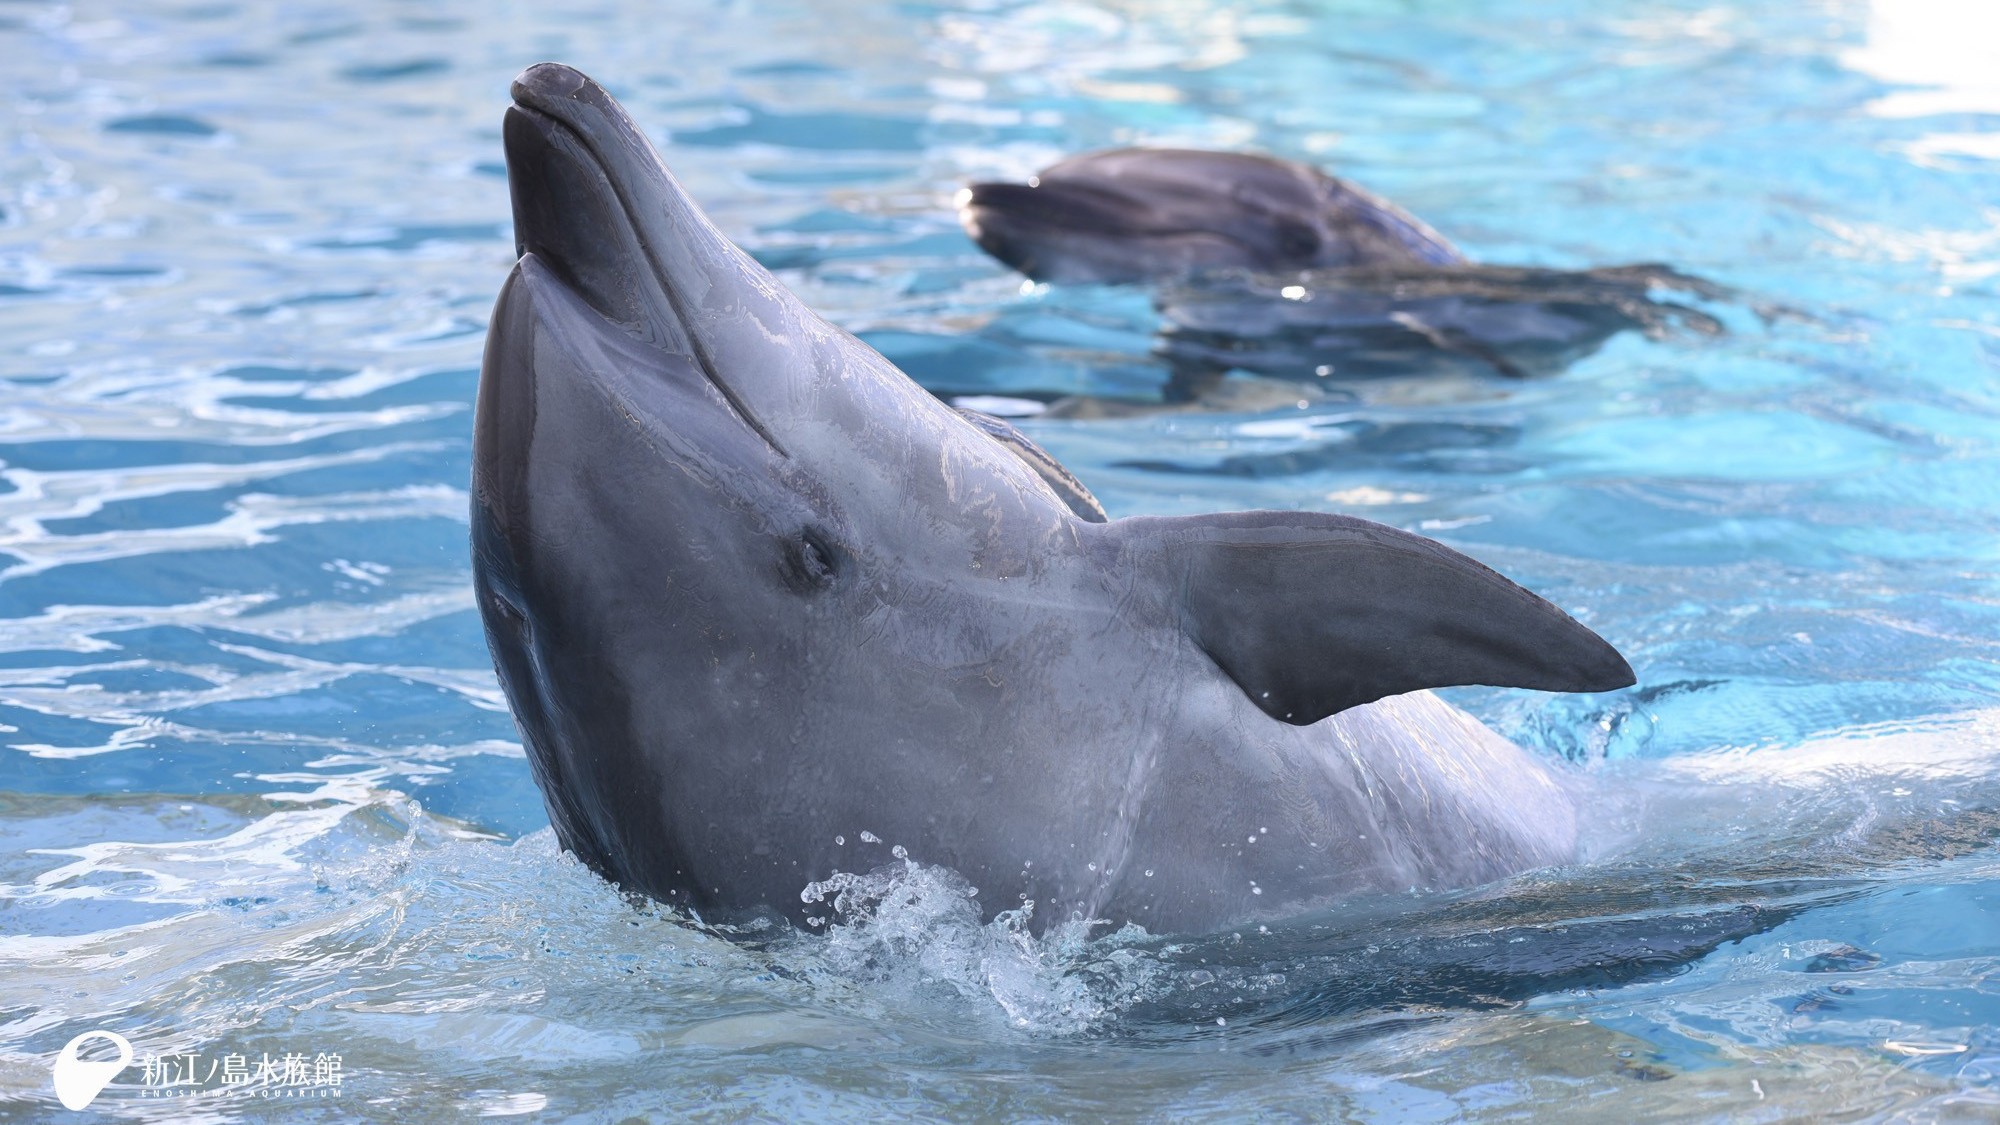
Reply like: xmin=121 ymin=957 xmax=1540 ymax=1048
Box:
xmin=474 ymin=64 xmax=1636 ymax=936
xmin=959 ymin=148 xmax=1734 ymax=381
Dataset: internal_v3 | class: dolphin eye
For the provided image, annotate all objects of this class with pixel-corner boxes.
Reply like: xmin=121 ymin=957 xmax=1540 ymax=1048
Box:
xmin=782 ymin=528 xmax=842 ymax=593
xmin=1273 ymin=220 xmax=1321 ymax=261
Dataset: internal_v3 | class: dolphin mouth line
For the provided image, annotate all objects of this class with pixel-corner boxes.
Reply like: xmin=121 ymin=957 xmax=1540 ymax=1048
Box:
xmin=507 ymin=97 xmax=790 ymax=460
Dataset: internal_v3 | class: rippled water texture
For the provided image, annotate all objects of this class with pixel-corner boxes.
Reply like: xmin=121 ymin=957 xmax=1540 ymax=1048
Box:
xmin=3 ymin=0 xmax=1999 ymax=1119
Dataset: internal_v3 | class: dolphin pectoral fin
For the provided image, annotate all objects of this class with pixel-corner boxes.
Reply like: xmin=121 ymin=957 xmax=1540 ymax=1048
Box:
xmin=1113 ymin=511 xmax=1634 ymax=724
xmin=953 ymin=407 xmax=1109 ymax=522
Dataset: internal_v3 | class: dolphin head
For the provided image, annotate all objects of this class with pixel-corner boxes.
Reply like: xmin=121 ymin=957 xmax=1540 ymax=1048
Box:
xmin=474 ymin=64 xmax=1091 ymax=902
xmin=958 ymin=148 xmax=1467 ymax=284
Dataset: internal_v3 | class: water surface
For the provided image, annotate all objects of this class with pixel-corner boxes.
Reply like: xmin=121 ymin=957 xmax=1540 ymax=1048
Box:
xmin=2 ymin=0 xmax=1998 ymax=1118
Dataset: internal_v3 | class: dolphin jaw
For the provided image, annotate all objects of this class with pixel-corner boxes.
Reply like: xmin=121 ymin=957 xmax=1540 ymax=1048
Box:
xmin=501 ymin=70 xmax=799 ymax=458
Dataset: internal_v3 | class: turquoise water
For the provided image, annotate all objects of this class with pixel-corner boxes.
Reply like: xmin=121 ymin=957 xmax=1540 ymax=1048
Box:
xmin=3 ymin=0 xmax=1999 ymax=1118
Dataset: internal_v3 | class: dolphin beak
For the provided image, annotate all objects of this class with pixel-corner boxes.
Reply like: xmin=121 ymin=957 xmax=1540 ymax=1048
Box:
xmin=959 ymin=179 xmax=1129 ymax=230
xmin=502 ymin=63 xmax=711 ymax=352
xmin=956 ymin=178 xmax=1153 ymax=284
xmin=500 ymin=62 xmax=806 ymax=450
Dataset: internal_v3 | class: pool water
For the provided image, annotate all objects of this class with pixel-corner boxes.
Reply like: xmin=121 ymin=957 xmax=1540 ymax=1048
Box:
xmin=3 ymin=0 xmax=1998 ymax=1118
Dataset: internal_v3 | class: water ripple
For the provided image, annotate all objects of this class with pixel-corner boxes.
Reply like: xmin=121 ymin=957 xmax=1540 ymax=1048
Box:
xmin=1 ymin=0 xmax=1997 ymax=1118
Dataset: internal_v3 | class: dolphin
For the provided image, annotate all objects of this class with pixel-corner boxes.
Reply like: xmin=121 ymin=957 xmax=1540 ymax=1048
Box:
xmin=473 ymin=64 xmax=1636 ymax=937
xmin=958 ymin=148 xmax=1468 ymax=286
xmin=959 ymin=148 xmax=1736 ymax=382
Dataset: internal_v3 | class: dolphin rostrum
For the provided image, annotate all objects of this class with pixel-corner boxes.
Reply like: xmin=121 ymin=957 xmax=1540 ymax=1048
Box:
xmin=473 ymin=64 xmax=1636 ymax=936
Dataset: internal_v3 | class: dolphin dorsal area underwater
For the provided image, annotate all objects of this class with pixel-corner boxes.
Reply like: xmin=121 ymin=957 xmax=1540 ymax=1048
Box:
xmin=474 ymin=64 xmax=1636 ymax=936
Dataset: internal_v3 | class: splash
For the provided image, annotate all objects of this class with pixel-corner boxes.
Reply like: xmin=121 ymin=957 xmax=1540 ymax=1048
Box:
xmin=797 ymin=849 xmax=1160 ymax=1036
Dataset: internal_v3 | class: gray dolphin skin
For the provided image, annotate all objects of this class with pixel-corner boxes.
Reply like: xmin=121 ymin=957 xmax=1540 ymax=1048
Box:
xmin=959 ymin=148 xmax=1737 ymax=381
xmin=959 ymin=148 xmax=1467 ymax=285
xmin=474 ymin=63 xmax=1637 ymax=936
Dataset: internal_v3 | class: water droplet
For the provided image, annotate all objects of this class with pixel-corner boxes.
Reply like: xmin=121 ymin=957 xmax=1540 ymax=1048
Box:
xmin=1216 ymin=1017 xmax=1227 ymax=1026
xmin=834 ymin=835 xmax=845 ymax=845
xmin=890 ymin=844 xmax=908 ymax=859
xmin=1251 ymin=886 xmax=1263 ymax=895
xmin=860 ymin=830 xmax=880 ymax=843
xmin=1280 ymin=285 xmax=1307 ymax=300
xmin=1144 ymin=869 xmax=1154 ymax=877
xmin=1086 ymin=862 xmax=1097 ymax=872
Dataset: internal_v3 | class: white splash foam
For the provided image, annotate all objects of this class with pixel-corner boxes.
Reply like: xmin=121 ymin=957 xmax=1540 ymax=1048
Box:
xmin=799 ymin=855 xmax=1158 ymax=1035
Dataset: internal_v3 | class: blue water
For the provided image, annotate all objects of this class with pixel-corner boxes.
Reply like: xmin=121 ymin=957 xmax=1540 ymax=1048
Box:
xmin=3 ymin=0 xmax=1998 ymax=1118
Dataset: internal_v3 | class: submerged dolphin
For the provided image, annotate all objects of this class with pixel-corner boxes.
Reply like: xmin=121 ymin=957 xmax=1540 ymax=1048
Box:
xmin=959 ymin=148 xmax=1468 ymax=285
xmin=959 ymin=148 xmax=1733 ymax=381
xmin=474 ymin=64 xmax=1636 ymax=936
